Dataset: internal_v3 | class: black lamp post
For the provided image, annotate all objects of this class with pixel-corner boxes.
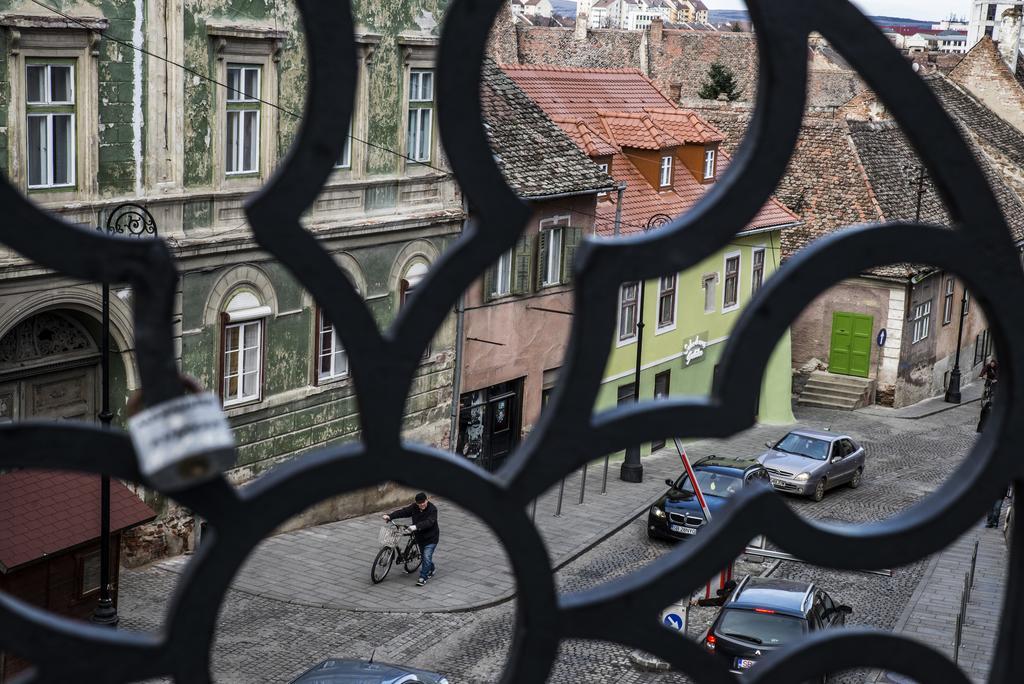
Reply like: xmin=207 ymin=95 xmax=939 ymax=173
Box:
xmin=620 ymin=214 xmax=672 ymax=483
xmin=91 ymin=203 xmax=157 ymax=627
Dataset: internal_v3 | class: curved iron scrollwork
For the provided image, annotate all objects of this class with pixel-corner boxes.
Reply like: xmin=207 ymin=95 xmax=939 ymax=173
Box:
xmin=0 ymin=0 xmax=1022 ymax=682
xmin=646 ymin=213 xmax=673 ymax=231
xmin=103 ymin=203 xmax=158 ymax=239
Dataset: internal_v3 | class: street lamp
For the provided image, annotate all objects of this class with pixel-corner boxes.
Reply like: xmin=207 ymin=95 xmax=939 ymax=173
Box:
xmin=91 ymin=203 xmax=157 ymax=627
xmin=620 ymin=214 xmax=672 ymax=483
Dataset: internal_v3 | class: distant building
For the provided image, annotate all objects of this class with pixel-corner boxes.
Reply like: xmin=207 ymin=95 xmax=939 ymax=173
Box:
xmin=523 ymin=0 xmax=554 ymax=19
xmin=935 ymin=31 xmax=970 ymax=53
xmin=968 ymin=1 xmax=1023 ymax=70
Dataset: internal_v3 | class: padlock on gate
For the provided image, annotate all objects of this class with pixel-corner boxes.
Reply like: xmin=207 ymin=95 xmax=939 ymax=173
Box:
xmin=127 ymin=378 xmax=236 ymax=491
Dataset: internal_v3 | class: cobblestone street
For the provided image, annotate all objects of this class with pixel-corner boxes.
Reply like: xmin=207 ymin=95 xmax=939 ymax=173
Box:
xmin=120 ymin=400 xmax=998 ymax=683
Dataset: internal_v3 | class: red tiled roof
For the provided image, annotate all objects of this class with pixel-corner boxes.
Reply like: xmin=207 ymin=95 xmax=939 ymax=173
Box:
xmin=642 ymin=108 xmax=726 ymax=144
xmin=502 ymin=65 xmax=677 ymax=131
xmin=597 ymin=111 xmax=684 ymax=150
xmin=595 ymin=149 xmax=798 ymax=237
xmin=550 ymin=116 xmax=620 ymax=157
xmin=506 ymin=66 xmax=800 ymax=238
xmin=0 ymin=470 xmax=156 ymax=572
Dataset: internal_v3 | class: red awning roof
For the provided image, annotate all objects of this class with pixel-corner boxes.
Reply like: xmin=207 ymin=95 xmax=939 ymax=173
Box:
xmin=0 ymin=470 xmax=156 ymax=572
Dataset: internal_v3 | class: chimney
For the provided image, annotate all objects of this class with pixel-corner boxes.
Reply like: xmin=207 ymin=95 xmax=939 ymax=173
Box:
xmin=650 ymin=17 xmax=664 ymax=45
xmin=999 ymin=6 xmax=1023 ymax=72
xmin=576 ymin=0 xmax=591 ymax=40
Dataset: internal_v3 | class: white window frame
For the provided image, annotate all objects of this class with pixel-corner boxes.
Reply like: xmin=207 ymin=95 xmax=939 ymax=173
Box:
xmin=223 ymin=318 xmax=263 ymax=407
xmin=542 ymin=227 xmax=564 ymax=286
xmin=225 ymin=64 xmax=261 ymax=176
xmin=751 ymin=247 xmax=766 ymax=295
xmin=406 ymin=69 xmax=434 ymax=163
xmin=943 ymin=278 xmax=954 ymax=325
xmin=722 ymin=252 xmax=741 ymax=313
xmin=316 ymin=309 xmax=349 ymax=383
xmin=335 ymin=118 xmax=352 ymax=169
xmin=493 ymin=249 xmax=513 ymax=297
xmin=659 ymin=154 xmax=673 ymax=188
xmin=618 ymin=282 xmax=640 ymax=345
xmin=911 ymin=300 xmax=932 ymax=344
xmin=25 ymin=61 xmax=76 ymax=190
xmin=597 ymin=162 xmax=609 ymax=196
xmin=656 ymin=274 xmax=677 ymax=333
xmin=704 ymin=148 xmax=716 ymax=180
xmin=702 ymin=273 xmax=718 ymax=314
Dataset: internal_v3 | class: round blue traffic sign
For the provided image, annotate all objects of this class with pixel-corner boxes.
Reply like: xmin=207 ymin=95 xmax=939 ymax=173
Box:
xmin=663 ymin=613 xmax=684 ymax=631
xmin=877 ymin=328 xmax=887 ymax=347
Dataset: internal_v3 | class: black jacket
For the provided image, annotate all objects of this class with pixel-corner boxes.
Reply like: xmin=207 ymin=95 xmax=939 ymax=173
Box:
xmin=387 ymin=502 xmax=439 ymax=546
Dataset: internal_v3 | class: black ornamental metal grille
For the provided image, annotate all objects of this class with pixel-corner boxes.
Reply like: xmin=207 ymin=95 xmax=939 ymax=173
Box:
xmin=1 ymin=0 xmax=1023 ymax=682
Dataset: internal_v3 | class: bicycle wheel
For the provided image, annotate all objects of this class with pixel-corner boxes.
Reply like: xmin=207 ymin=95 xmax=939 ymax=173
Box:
xmin=371 ymin=546 xmax=395 ymax=584
xmin=403 ymin=541 xmax=422 ymax=574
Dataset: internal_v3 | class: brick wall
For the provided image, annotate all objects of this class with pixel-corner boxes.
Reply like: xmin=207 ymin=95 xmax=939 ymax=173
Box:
xmin=949 ymin=37 xmax=1024 ymax=134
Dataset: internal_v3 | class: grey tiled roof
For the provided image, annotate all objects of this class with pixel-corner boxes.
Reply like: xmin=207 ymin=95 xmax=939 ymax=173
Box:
xmin=481 ymin=59 xmax=615 ymax=199
xmin=847 ymin=118 xmax=1024 ymax=245
xmin=926 ymin=74 xmax=1024 ymax=172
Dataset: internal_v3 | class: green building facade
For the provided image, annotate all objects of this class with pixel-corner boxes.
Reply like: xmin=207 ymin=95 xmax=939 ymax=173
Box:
xmin=598 ymin=233 xmax=795 ymax=461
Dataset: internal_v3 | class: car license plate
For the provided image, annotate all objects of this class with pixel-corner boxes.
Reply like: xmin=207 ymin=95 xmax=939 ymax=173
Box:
xmin=669 ymin=524 xmax=696 ymax=535
xmin=735 ymin=658 xmax=757 ymax=669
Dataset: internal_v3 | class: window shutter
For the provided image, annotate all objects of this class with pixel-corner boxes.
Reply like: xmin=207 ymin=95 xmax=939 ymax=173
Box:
xmin=536 ymin=230 xmax=549 ymax=290
xmin=512 ymin=233 xmax=534 ymax=295
xmin=483 ymin=265 xmax=495 ymax=303
xmin=562 ymin=227 xmax=582 ymax=285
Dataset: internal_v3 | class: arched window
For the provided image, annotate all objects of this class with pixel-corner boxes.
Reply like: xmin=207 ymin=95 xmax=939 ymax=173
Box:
xmin=222 ymin=289 xmax=269 ymax=406
xmin=400 ymin=261 xmax=429 ymax=307
xmin=400 ymin=261 xmax=430 ymax=359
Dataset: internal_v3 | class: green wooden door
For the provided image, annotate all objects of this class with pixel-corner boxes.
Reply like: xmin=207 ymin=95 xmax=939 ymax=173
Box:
xmin=829 ymin=312 xmax=873 ymax=378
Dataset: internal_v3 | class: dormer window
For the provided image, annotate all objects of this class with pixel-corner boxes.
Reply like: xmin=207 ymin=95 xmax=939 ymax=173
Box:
xmin=704 ymin=148 xmax=716 ymax=180
xmin=660 ymin=155 xmax=673 ymax=188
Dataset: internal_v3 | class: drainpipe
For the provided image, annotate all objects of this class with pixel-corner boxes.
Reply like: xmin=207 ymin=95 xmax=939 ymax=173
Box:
xmin=450 ymin=290 xmax=465 ymax=452
xmin=613 ymin=184 xmax=625 ymax=237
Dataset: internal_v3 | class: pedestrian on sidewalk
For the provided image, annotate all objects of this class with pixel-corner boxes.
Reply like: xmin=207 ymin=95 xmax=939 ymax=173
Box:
xmin=987 ymin=485 xmax=1011 ymax=529
xmin=980 ymin=358 xmax=998 ymax=399
xmin=383 ymin=492 xmax=439 ymax=587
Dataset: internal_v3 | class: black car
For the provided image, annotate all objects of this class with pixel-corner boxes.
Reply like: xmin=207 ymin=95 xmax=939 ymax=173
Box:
xmin=648 ymin=457 xmax=771 ymax=540
xmin=701 ymin=576 xmax=852 ymax=678
xmin=289 ymin=658 xmax=448 ymax=683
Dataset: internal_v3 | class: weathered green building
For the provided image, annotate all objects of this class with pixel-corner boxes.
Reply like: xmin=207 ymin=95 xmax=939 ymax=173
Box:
xmin=0 ymin=0 xmax=461 ymax=561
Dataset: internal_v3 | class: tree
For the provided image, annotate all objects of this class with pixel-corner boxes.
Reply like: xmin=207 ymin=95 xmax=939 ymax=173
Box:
xmin=698 ymin=63 xmax=742 ymax=101
xmin=730 ymin=21 xmax=743 ymax=32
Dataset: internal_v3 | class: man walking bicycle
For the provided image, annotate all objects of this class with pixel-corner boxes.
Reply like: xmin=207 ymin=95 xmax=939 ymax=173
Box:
xmin=383 ymin=492 xmax=439 ymax=586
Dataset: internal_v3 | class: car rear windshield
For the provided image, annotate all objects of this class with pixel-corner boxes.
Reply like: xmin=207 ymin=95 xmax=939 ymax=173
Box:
xmin=774 ymin=433 xmax=830 ymax=461
xmin=716 ymin=608 xmax=807 ymax=646
xmin=678 ymin=470 xmax=742 ymax=498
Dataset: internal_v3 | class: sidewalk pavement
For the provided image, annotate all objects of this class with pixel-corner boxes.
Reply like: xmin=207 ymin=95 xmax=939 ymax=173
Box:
xmin=857 ymin=380 xmax=985 ymax=420
xmin=149 ymin=423 xmax=783 ymax=613
xmin=873 ymin=516 xmax=1008 ymax=683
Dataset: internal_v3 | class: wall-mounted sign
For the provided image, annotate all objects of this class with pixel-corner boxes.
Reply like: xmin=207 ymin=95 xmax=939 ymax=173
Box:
xmin=683 ymin=333 xmax=709 ymax=367
xmin=877 ymin=328 xmax=887 ymax=348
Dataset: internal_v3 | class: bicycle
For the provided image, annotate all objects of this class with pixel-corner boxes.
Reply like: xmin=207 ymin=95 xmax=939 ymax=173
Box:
xmin=371 ymin=521 xmax=422 ymax=584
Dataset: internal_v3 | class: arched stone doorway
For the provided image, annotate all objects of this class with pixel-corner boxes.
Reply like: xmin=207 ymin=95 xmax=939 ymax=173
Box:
xmin=0 ymin=310 xmax=125 ymax=423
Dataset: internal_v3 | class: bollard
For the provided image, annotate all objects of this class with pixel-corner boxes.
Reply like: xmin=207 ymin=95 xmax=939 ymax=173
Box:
xmin=579 ymin=463 xmax=588 ymax=504
xmin=555 ymin=477 xmax=566 ymax=517
xmin=601 ymin=454 xmax=610 ymax=494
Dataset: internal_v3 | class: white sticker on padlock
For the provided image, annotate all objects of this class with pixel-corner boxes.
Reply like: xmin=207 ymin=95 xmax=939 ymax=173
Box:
xmin=128 ymin=392 xmax=235 ymax=490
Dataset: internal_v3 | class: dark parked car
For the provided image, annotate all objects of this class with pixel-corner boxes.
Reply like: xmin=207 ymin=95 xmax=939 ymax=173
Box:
xmin=758 ymin=429 xmax=866 ymax=502
xmin=289 ymin=659 xmax=448 ymax=684
xmin=701 ymin=576 xmax=852 ymax=678
xmin=647 ymin=457 xmax=771 ymax=540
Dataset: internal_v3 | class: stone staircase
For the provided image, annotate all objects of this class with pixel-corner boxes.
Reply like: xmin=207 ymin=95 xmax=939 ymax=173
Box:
xmin=797 ymin=371 xmax=875 ymax=410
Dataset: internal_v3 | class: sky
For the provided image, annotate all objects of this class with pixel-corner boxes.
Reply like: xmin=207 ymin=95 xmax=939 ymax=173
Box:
xmin=704 ymin=0 xmax=970 ymax=22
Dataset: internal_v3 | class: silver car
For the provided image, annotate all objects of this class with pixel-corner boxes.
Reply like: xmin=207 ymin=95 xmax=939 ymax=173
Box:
xmin=757 ymin=429 xmax=865 ymax=502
